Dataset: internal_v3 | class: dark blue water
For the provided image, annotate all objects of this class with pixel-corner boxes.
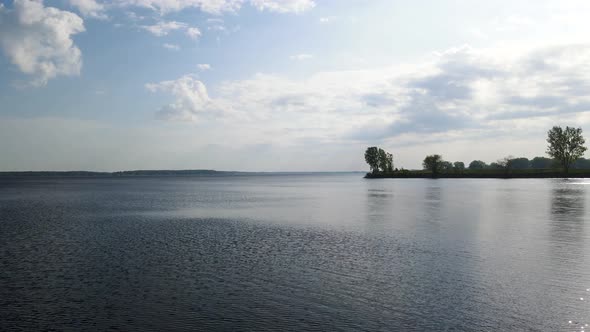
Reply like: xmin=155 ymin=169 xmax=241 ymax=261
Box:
xmin=1 ymin=175 xmax=590 ymax=331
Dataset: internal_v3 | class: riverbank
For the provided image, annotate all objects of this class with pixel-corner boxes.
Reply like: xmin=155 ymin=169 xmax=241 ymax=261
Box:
xmin=365 ymin=169 xmax=590 ymax=179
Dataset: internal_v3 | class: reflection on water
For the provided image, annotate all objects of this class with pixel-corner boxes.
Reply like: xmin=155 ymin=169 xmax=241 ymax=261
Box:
xmin=549 ymin=180 xmax=586 ymax=261
xmin=423 ymin=184 xmax=442 ymax=226
xmin=364 ymin=185 xmax=394 ymax=231
xmin=550 ymin=180 xmax=588 ymax=331
xmin=551 ymin=183 xmax=585 ymax=222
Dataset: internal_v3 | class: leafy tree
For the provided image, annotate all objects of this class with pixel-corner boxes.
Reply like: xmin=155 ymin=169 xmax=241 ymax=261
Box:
xmin=509 ymin=157 xmax=531 ymax=169
xmin=453 ymin=161 xmax=465 ymax=171
xmin=495 ymin=155 xmax=514 ymax=175
xmin=385 ymin=152 xmax=394 ymax=173
xmin=496 ymin=156 xmax=512 ymax=168
xmin=377 ymin=148 xmax=394 ymax=173
xmin=441 ymin=161 xmax=453 ymax=172
xmin=423 ymin=154 xmax=443 ymax=176
xmin=546 ymin=126 xmax=588 ymax=173
xmin=378 ymin=148 xmax=388 ymax=172
xmin=364 ymin=147 xmax=380 ymax=173
xmin=488 ymin=162 xmax=502 ymax=169
xmin=469 ymin=160 xmax=487 ymax=169
xmin=531 ymin=157 xmax=555 ymax=169
xmin=365 ymin=147 xmax=394 ymax=173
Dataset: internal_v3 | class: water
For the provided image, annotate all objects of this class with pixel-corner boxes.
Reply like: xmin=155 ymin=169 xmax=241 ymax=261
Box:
xmin=1 ymin=174 xmax=590 ymax=331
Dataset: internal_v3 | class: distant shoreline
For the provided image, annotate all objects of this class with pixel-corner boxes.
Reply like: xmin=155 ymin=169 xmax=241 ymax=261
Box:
xmin=0 ymin=170 xmax=364 ymax=178
xmin=365 ymin=170 xmax=590 ymax=179
xmin=4 ymin=170 xmax=588 ymax=179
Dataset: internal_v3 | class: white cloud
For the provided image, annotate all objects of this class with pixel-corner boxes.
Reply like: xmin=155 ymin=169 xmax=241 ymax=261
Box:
xmin=147 ymin=44 xmax=590 ymax=159
xmin=197 ymin=63 xmax=211 ymax=71
xmin=289 ymin=53 xmax=313 ymax=61
xmin=469 ymin=2 xmax=590 ymax=47
xmin=205 ymin=18 xmax=240 ymax=34
xmin=249 ymin=0 xmax=315 ymax=13
xmin=146 ymin=75 xmax=227 ymax=121
xmin=125 ymin=11 xmax=144 ymax=21
xmin=117 ymin=0 xmax=315 ymax=14
xmin=68 ymin=0 xmax=107 ymax=19
xmin=162 ymin=43 xmax=180 ymax=50
xmin=186 ymin=27 xmax=201 ymax=40
xmin=118 ymin=0 xmax=241 ymax=14
xmin=141 ymin=20 xmax=186 ymax=36
xmin=0 ymin=0 xmax=85 ymax=86
xmin=141 ymin=20 xmax=201 ymax=40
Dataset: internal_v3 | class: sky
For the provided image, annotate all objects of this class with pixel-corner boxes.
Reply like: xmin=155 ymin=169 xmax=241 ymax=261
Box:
xmin=1 ymin=0 xmax=590 ymax=171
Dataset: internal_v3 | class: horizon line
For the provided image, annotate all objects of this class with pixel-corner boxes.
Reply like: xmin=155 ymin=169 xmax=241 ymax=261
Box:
xmin=0 ymin=169 xmax=368 ymax=175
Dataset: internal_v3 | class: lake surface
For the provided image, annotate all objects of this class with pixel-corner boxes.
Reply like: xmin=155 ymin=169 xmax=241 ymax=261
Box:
xmin=1 ymin=174 xmax=590 ymax=331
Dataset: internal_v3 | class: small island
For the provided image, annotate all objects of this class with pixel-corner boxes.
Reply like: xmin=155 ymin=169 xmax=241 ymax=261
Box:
xmin=365 ymin=125 xmax=590 ymax=179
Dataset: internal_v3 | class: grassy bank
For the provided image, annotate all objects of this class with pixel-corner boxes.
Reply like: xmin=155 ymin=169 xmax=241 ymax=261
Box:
xmin=365 ymin=169 xmax=590 ymax=179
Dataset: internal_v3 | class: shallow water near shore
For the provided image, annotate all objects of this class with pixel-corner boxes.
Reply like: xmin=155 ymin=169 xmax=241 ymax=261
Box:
xmin=1 ymin=174 xmax=590 ymax=331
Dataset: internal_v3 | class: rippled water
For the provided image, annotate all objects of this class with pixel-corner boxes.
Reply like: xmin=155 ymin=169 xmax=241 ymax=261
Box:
xmin=1 ymin=175 xmax=590 ymax=331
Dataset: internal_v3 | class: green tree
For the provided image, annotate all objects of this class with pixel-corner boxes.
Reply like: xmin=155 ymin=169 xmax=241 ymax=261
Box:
xmin=468 ymin=160 xmax=487 ymax=169
xmin=365 ymin=147 xmax=380 ymax=173
xmin=384 ymin=152 xmax=394 ymax=173
xmin=546 ymin=126 xmax=588 ymax=173
xmin=423 ymin=154 xmax=443 ymax=176
xmin=453 ymin=161 xmax=465 ymax=171
xmin=509 ymin=157 xmax=531 ymax=169
xmin=531 ymin=157 xmax=555 ymax=169
xmin=378 ymin=148 xmax=388 ymax=173
xmin=378 ymin=149 xmax=394 ymax=173
xmin=495 ymin=155 xmax=514 ymax=175
xmin=441 ymin=161 xmax=453 ymax=173
xmin=489 ymin=162 xmax=501 ymax=169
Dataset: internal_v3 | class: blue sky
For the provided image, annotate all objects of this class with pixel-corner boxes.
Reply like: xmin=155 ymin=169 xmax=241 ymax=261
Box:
xmin=2 ymin=0 xmax=590 ymax=171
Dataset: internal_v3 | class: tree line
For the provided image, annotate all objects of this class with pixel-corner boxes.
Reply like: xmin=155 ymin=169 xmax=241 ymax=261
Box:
xmin=365 ymin=126 xmax=588 ymax=176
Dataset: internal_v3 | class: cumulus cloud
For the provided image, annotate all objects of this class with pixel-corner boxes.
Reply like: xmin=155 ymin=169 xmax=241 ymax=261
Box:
xmin=148 ymin=44 xmax=590 ymax=150
xmin=68 ymin=0 xmax=107 ymax=19
xmin=289 ymin=53 xmax=313 ymax=61
xmin=117 ymin=0 xmax=315 ymax=14
xmin=146 ymin=75 xmax=228 ymax=121
xmin=0 ymin=0 xmax=85 ymax=86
